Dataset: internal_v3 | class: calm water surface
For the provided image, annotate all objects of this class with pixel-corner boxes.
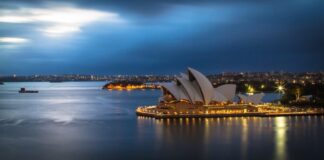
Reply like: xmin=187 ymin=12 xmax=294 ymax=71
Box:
xmin=0 ymin=82 xmax=323 ymax=160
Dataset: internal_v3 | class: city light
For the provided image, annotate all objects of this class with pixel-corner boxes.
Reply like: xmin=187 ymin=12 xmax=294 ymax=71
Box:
xmin=261 ymin=84 xmax=265 ymax=89
xmin=247 ymin=85 xmax=255 ymax=94
xmin=104 ymin=82 xmax=160 ymax=90
xmin=276 ymin=84 xmax=285 ymax=94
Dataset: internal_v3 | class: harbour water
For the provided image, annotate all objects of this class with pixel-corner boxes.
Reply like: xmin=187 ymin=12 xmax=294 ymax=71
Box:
xmin=0 ymin=82 xmax=324 ymax=160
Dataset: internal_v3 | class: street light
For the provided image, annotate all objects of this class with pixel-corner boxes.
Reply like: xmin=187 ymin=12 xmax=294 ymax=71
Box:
xmin=277 ymin=85 xmax=285 ymax=94
xmin=247 ymin=85 xmax=255 ymax=95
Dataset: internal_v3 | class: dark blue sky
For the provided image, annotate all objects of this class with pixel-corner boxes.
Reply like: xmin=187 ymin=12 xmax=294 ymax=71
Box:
xmin=0 ymin=0 xmax=323 ymax=75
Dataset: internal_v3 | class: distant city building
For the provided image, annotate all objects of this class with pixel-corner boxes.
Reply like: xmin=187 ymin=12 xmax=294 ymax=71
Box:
xmin=0 ymin=71 xmax=323 ymax=86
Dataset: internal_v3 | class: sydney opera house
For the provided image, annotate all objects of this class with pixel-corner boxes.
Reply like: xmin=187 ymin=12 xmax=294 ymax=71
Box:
xmin=159 ymin=67 xmax=264 ymax=106
xmin=136 ymin=68 xmax=324 ymax=118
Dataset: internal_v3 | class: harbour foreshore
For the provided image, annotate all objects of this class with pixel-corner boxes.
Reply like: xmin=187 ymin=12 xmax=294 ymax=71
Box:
xmin=136 ymin=105 xmax=324 ymax=119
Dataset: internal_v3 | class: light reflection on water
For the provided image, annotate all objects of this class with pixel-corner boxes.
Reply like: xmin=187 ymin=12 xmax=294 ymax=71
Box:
xmin=0 ymin=82 xmax=324 ymax=160
xmin=241 ymin=118 xmax=248 ymax=160
xmin=137 ymin=116 xmax=324 ymax=160
xmin=275 ymin=117 xmax=287 ymax=160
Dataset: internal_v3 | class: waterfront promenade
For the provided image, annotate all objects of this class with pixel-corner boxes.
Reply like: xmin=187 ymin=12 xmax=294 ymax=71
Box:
xmin=136 ymin=105 xmax=324 ymax=119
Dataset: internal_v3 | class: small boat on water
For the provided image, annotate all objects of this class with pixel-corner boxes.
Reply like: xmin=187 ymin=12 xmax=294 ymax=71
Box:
xmin=19 ymin=88 xmax=39 ymax=93
xmin=0 ymin=82 xmax=4 ymax=85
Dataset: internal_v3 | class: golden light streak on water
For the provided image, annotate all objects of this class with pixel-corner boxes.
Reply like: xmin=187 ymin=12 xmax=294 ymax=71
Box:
xmin=240 ymin=118 xmax=249 ymax=160
xmin=274 ymin=117 xmax=288 ymax=160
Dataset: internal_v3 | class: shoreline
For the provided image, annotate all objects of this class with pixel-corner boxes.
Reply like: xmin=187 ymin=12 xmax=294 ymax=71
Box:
xmin=136 ymin=106 xmax=324 ymax=119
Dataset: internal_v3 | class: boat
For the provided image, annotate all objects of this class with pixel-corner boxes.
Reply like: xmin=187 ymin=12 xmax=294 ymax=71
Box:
xmin=18 ymin=88 xmax=39 ymax=93
xmin=0 ymin=82 xmax=4 ymax=85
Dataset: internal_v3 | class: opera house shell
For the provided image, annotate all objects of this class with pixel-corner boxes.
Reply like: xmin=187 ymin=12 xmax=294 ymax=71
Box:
xmin=160 ymin=68 xmax=264 ymax=105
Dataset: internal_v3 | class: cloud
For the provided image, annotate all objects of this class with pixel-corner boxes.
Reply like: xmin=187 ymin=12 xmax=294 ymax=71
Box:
xmin=0 ymin=6 xmax=125 ymax=36
xmin=0 ymin=0 xmax=323 ymax=74
xmin=0 ymin=37 xmax=29 ymax=43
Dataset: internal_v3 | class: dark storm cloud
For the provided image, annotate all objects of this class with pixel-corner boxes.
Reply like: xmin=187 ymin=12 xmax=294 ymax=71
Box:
xmin=0 ymin=0 xmax=323 ymax=75
xmin=0 ymin=0 xmax=280 ymax=15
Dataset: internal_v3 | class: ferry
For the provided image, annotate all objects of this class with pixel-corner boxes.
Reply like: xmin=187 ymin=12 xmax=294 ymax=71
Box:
xmin=18 ymin=88 xmax=39 ymax=93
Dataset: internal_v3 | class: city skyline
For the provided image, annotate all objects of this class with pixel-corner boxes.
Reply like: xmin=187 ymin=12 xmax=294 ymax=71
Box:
xmin=1 ymin=0 xmax=324 ymax=75
xmin=1 ymin=1 xmax=324 ymax=160
xmin=1 ymin=70 xmax=323 ymax=86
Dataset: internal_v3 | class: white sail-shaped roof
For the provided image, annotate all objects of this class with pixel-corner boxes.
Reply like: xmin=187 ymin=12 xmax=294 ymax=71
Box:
xmin=160 ymin=82 xmax=189 ymax=101
xmin=238 ymin=93 xmax=264 ymax=104
xmin=188 ymin=67 xmax=214 ymax=105
xmin=159 ymin=67 xmax=242 ymax=105
xmin=213 ymin=91 xmax=228 ymax=102
xmin=215 ymin=84 xmax=236 ymax=101
xmin=176 ymin=76 xmax=203 ymax=103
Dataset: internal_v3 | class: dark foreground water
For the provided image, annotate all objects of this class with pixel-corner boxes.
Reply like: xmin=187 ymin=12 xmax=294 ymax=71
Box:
xmin=0 ymin=82 xmax=323 ymax=160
